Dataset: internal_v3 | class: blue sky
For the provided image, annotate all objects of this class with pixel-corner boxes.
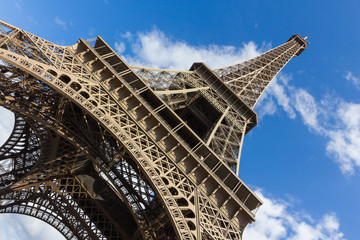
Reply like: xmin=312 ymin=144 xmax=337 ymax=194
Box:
xmin=0 ymin=0 xmax=359 ymax=239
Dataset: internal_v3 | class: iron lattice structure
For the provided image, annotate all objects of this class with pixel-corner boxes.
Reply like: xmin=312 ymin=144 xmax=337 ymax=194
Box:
xmin=0 ymin=20 xmax=307 ymax=240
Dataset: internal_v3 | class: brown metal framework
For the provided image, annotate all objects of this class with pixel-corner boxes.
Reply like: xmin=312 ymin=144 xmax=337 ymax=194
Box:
xmin=0 ymin=20 xmax=307 ymax=240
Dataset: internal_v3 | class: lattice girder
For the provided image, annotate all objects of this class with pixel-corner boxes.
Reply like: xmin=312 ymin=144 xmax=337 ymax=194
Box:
xmin=131 ymin=36 xmax=307 ymax=173
xmin=0 ymin=188 xmax=83 ymax=240
xmin=83 ymin=37 xmax=262 ymax=236
xmin=133 ymin=66 xmax=251 ymax=171
xmin=0 ymin=177 xmax=130 ymax=240
xmin=214 ymin=35 xmax=308 ymax=108
xmin=0 ymin=116 xmax=40 ymax=189
xmin=0 ymin=115 xmax=134 ymax=239
xmin=0 ymin=64 xmax=173 ymax=239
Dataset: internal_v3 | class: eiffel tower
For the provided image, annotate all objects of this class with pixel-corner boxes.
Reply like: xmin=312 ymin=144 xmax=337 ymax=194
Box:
xmin=0 ymin=20 xmax=307 ymax=240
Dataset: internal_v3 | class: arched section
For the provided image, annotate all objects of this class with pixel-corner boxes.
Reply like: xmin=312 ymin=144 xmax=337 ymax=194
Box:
xmin=108 ymin=153 xmax=176 ymax=239
xmin=0 ymin=190 xmax=85 ymax=240
xmin=0 ymin=69 xmax=175 ymax=239
xmin=0 ymin=178 xmax=129 ymax=240
xmin=0 ymin=115 xmax=42 ymax=190
xmin=0 ymin=48 xmax=194 ymax=239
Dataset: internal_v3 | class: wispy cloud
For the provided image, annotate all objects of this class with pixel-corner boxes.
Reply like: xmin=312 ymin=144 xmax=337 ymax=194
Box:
xmin=345 ymin=71 xmax=360 ymax=89
xmin=326 ymin=103 xmax=360 ymax=174
xmin=27 ymin=16 xmax=38 ymax=25
xmin=244 ymin=189 xmax=345 ymax=240
xmin=121 ymin=31 xmax=132 ymax=40
xmin=88 ymin=27 xmax=96 ymax=36
xmin=115 ymin=42 xmax=126 ymax=55
xmin=294 ymin=88 xmax=320 ymax=130
xmin=54 ymin=17 xmax=66 ymax=30
xmin=14 ymin=3 xmax=21 ymax=11
xmin=14 ymin=1 xmax=22 ymax=11
xmin=258 ymin=75 xmax=296 ymax=119
xmin=257 ymin=74 xmax=360 ymax=175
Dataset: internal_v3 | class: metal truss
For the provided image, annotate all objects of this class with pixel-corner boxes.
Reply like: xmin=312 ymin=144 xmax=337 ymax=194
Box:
xmin=0 ymin=20 xmax=307 ymax=239
xmin=131 ymin=36 xmax=308 ymax=173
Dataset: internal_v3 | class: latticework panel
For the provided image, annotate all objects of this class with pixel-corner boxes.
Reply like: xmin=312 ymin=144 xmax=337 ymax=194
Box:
xmin=133 ymin=67 xmax=208 ymax=111
xmin=0 ymin=115 xmax=40 ymax=189
xmin=0 ymin=61 xmax=171 ymax=239
xmin=132 ymin=67 xmax=250 ymax=171
xmin=214 ymin=35 xmax=308 ymax=108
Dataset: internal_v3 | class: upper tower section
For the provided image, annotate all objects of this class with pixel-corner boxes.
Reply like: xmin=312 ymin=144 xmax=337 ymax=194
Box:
xmin=131 ymin=35 xmax=308 ymax=171
xmin=214 ymin=35 xmax=308 ymax=108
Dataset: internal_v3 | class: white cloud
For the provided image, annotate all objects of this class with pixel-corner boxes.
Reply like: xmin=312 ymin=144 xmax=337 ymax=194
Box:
xmin=54 ymin=17 xmax=66 ymax=30
xmin=256 ymin=74 xmax=360 ymax=175
xmin=0 ymin=106 xmax=14 ymax=146
xmin=345 ymin=71 xmax=360 ymax=89
xmin=115 ymin=42 xmax=126 ymax=55
xmin=326 ymin=102 xmax=360 ymax=175
xmin=294 ymin=89 xmax=320 ymax=130
xmin=244 ymin=190 xmax=345 ymax=240
xmin=121 ymin=31 xmax=132 ymax=40
xmin=115 ymin=28 xmax=264 ymax=70
xmin=0 ymin=214 xmax=64 ymax=240
xmin=257 ymin=97 xmax=277 ymax=118
xmin=14 ymin=1 xmax=21 ymax=11
xmin=258 ymin=74 xmax=296 ymax=118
